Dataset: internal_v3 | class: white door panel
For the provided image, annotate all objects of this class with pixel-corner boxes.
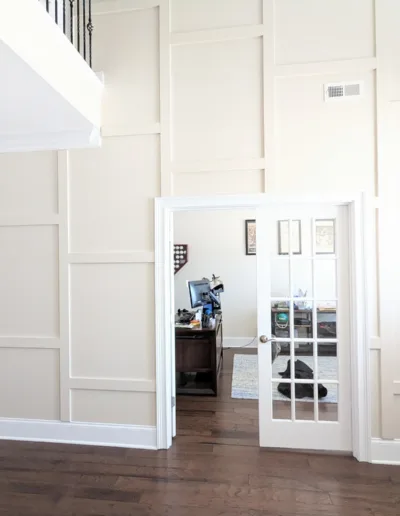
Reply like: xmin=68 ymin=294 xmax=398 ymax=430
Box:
xmin=257 ymin=204 xmax=352 ymax=452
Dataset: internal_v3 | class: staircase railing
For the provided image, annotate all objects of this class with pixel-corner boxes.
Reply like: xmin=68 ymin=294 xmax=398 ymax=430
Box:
xmin=39 ymin=0 xmax=93 ymax=68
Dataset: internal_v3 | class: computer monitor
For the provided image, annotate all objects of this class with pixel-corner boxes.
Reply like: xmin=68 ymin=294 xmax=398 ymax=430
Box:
xmin=188 ymin=280 xmax=210 ymax=309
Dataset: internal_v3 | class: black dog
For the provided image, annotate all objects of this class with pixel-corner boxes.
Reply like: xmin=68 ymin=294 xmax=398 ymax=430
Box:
xmin=277 ymin=359 xmax=328 ymax=399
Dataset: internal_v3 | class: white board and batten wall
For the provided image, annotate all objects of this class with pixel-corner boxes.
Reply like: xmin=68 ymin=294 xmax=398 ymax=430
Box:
xmin=0 ymin=0 xmax=399 ymax=462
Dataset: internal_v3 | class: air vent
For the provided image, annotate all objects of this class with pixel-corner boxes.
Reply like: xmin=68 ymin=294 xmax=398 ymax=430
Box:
xmin=324 ymin=82 xmax=363 ymax=102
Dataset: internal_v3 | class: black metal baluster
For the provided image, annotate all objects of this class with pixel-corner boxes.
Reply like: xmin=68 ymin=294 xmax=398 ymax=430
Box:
xmin=55 ymin=0 xmax=58 ymax=24
xmin=63 ymin=0 xmax=66 ymax=34
xmin=87 ymin=0 xmax=93 ymax=68
xmin=83 ymin=0 xmax=86 ymax=61
xmin=69 ymin=0 xmax=74 ymax=43
xmin=77 ymin=0 xmax=80 ymax=53
xmin=46 ymin=0 xmax=49 ymax=12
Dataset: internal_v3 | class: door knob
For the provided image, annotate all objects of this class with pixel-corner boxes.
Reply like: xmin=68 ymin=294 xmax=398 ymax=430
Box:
xmin=259 ymin=335 xmax=269 ymax=343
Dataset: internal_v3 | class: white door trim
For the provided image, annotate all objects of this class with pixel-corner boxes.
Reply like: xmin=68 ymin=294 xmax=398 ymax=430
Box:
xmin=154 ymin=193 xmax=371 ymax=462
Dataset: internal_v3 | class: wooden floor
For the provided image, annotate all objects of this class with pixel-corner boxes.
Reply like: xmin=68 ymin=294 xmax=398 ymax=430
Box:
xmin=0 ymin=349 xmax=399 ymax=515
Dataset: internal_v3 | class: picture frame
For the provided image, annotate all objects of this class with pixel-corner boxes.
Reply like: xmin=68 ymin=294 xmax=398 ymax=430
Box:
xmin=278 ymin=220 xmax=302 ymax=255
xmin=245 ymin=219 xmax=256 ymax=255
xmin=315 ymin=219 xmax=336 ymax=254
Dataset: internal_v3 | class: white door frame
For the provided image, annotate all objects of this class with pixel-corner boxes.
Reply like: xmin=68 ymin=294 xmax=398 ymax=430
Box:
xmin=154 ymin=193 xmax=371 ymax=462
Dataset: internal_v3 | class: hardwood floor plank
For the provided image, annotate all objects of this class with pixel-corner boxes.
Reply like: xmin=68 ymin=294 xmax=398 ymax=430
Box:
xmin=0 ymin=350 xmax=398 ymax=515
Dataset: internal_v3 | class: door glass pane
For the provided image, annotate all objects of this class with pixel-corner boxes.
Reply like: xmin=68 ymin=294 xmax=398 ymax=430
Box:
xmin=318 ymin=384 xmax=338 ymax=421
xmin=292 ymin=259 xmax=312 ymax=298
xmin=271 ymin=340 xmax=289 ymax=379
xmin=296 ymin=398 xmax=315 ymax=421
xmin=271 ymin=259 xmax=290 ymax=297
xmin=293 ymin=343 xmax=316 ymax=420
xmin=272 ymin=381 xmax=291 ymax=420
xmin=315 ymin=219 xmax=336 ymax=254
xmin=317 ymin=302 xmax=337 ymax=339
xmin=317 ymin=343 xmax=337 ymax=381
xmin=278 ymin=220 xmax=302 ymax=255
xmin=271 ymin=301 xmax=291 ymax=338
xmin=273 ymin=347 xmax=292 ymax=381
xmin=294 ymin=302 xmax=313 ymax=339
xmin=315 ymin=260 xmax=337 ymax=299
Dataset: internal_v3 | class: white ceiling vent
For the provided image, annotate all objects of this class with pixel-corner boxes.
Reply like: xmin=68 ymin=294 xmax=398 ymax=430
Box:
xmin=324 ymin=82 xmax=363 ymax=102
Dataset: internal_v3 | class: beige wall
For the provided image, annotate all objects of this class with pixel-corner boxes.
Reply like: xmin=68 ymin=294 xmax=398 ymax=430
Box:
xmin=0 ymin=0 xmax=399 ymax=442
xmin=174 ymin=210 xmax=257 ymax=342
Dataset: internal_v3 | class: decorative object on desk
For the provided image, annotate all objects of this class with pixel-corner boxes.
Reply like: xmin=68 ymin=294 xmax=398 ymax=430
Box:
xmin=173 ymin=244 xmax=188 ymax=274
xmin=231 ymin=354 xmax=337 ymax=403
xmin=278 ymin=219 xmax=302 ymax=255
xmin=245 ymin=219 xmax=256 ymax=255
xmin=294 ymin=288 xmax=309 ymax=309
xmin=315 ymin=219 xmax=336 ymax=254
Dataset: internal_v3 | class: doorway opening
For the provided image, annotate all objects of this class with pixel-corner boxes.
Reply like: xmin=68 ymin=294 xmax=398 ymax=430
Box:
xmin=155 ymin=194 xmax=370 ymax=462
xmin=173 ymin=207 xmax=258 ymax=446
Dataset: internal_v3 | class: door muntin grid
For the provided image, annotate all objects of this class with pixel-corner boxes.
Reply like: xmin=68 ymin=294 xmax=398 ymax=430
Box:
xmin=270 ymin=218 xmax=339 ymax=423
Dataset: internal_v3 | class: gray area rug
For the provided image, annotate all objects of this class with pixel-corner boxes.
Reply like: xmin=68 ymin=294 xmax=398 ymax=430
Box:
xmin=231 ymin=354 xmax=338 ymax=403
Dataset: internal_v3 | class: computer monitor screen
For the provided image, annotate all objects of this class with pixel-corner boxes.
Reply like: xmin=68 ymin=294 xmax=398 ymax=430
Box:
xmin=188 ymin=280 xmax=210 ymax=308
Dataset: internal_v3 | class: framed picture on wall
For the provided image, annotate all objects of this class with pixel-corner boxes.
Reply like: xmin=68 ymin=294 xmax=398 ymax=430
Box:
xmin=315 ymin=219 xmax=336 ymax=254
xmin=278 ymin=220 xmax=302 ymax=255
xmin=245 ymin=219 xmax=256 ymax=255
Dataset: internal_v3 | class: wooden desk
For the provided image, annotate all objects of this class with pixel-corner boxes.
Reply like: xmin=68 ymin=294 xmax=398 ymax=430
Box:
xmin=175 ymin=314 xmax=223 ymax=396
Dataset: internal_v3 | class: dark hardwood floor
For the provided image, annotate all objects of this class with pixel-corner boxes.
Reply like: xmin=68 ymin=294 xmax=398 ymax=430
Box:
xmin=176 ymin=348 xmax=259 ymax=446
xmin=0 ymin=349 xmax=398 ymax=515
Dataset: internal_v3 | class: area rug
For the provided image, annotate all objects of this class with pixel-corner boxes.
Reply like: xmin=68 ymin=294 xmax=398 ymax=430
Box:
xmin=231 ymin=354 xmax=338 ymax=403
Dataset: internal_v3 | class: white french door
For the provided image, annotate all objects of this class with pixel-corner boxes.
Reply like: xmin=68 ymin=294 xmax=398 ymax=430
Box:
xmin=257 ymin=203 xmax=352 ymax=452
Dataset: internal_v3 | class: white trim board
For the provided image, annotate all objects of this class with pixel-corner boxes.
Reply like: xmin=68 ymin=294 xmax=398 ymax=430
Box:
xmin=223 ymin=337 xmax=258 ymax=349
xmin=371 ymin=438 xmax=400 ymax=465
xmin=0 ymin=419 xmax=156 ymax=450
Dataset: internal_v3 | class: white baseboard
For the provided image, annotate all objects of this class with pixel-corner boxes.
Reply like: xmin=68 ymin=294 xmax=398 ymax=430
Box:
xmin=223 ymin=337 xmax=257 ymax=349
xmin=0 ymin=418 xmax=157 ymax=450
xmin=371 ymin=438 xmax=400 ymax=465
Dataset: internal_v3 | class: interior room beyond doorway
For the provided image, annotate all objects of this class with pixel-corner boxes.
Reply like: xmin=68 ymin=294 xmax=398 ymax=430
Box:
xmin=173 ymin=208 xmax=258 ymax=445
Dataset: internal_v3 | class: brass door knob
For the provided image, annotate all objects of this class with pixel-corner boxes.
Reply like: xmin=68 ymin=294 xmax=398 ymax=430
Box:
xmin=259 ymin=335 xmax=268 ymax=343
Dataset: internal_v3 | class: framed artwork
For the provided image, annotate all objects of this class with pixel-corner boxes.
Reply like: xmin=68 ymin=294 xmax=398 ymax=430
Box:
xmin=173 ymin=244 xmax=188 ymax=274
xmin=278 ymin=220 xmax=302 ymax=255
xmin=245 ymin=219 xmax=256 ymax=255
xmin=315 ymin=219 xmax=336 ymax=254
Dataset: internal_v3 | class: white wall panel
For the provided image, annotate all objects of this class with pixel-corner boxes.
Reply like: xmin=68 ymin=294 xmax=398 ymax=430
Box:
xmin=274 ymin=0 xmax=375 ymax=65
xmin=71 ymin=390 xmax=155 ymax=426
xmin=0 ymin=225 xmax=59 ymax=337
xmin=172 ymin=37 xmax=263 ymax=162
xmin=69 ymin=135 xmax=160 ymax=253
xmin=0 ymin=348 xmax=59 ymax=420
xmin=70 ymin=263 xmax=155 ymax=380
xmin=171 ymin=0 xmax=262 ymax=33
xmin=275 ymin=72 xmax=376 ymax=194
xmin=94 ymin=7 xmax=160 ymax=130
xmin=0 ymin=151 xmax=57 ymax=216
xmin=173 ymin=170 xmax=264 ymax=196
